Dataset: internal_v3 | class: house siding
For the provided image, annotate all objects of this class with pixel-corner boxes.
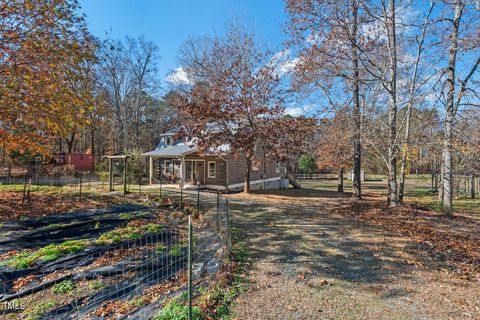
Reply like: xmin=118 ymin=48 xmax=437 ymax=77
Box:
xmin=147 ymin=148 xmax=282 ymax=190
xmin=225 ymin=149 xmax=282 ymax=186
xmin=187 ymin=154 xmax=227 ymax=187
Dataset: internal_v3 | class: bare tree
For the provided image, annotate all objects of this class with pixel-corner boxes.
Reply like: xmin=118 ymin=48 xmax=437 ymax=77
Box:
xmin=97 ymin=36 xmax=160 ymax=153
xmin=437 ymin=0 xmax=480 ymax=215
xmin=174 ymin=24 xmax=285 ymax=193
xmin=399 ymin=1 xmax=436 ymax=203
xmin=286 ymin=0 xmax=365 ymax=199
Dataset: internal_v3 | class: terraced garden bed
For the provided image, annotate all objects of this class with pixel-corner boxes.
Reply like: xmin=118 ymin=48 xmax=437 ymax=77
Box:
xmin=0 ymin=198 xmax=226 ymax=320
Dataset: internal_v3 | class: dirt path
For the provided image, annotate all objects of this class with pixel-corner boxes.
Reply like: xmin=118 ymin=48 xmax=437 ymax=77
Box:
xmin=227 ymin=191 xmax=480 ymax=320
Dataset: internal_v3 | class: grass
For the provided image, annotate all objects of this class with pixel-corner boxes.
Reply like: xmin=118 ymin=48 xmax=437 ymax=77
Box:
xmin=1 ymin=240 xmax=88 ymax=269
xmin=129 ymin=297 xmax=146 ymax=308
xmin=300 ymin=176 xmax=480 ymax=215
xmin=0 ymin=184 xmax=66 ymax=193
xmin=119 ymin=212 xmax=134 ymax=219
xmin=96 ymin=222 xmax=163 ymax=245
xmin=87 ymin=279 xmax=106 ymax=291
xmin=24 ymin=300 xmax=56 ymax=320
xmin=155 ymin=243 xmax=166 ymax=252
xmin=1 ymin=220 xmax=165 ymax=269
xmin=46 ymin=223 xmax=68 ymax=229
xmin=195 ymin=226 xmax=249 ymax=319
xmin=155 ymin=296 xmax=202 ymax=320
xmin=51 ymin=279 xmax=75 ymax=294
xmin=168 ymin=243 xmax=187 ymax=257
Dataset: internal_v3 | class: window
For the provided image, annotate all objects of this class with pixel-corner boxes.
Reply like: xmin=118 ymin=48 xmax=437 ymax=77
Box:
xmin=165 ymin=136 xmax=172 ymax=146
xmin=164 ymin=160 xmax=171 ymax=174
xmin=276 ymin=161 xmax=281 ymax=173
xmin=208 ymin=161 xmax=216 ymax=178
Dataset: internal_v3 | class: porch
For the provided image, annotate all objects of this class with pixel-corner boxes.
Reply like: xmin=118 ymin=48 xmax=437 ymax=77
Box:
xmin=147 ymin=157 xmax=206 ymax=187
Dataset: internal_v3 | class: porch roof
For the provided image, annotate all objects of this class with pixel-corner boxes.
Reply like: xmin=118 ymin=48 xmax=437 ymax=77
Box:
xmin=142 ymin=145 xmax=198 ymax=157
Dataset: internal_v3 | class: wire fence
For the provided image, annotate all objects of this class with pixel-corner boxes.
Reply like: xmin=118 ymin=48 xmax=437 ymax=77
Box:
xmin=0 ymin=188 xmax=231 ymax=319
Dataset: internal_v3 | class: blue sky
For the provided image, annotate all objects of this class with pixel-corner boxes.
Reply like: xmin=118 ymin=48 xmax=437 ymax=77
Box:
xmin=79 ymin=0 xmax=288 ymax=85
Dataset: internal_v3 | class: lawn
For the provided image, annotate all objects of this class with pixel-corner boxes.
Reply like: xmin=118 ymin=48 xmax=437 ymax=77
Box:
xmin=296 ymin=175 xmax=480 ymax=216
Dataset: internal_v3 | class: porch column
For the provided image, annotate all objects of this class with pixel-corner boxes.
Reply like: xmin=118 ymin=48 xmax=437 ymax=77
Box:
xmin=180 ymin=156 xmax=186 ymax=186
xmin=149 ymin=156 xmax=154 ymax=185
xmin=108 ymin=158 xmax=113 ymax=191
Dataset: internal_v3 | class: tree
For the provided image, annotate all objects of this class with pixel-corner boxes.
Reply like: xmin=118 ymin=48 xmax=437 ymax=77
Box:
xmin=434 ymin=0 xmax=480 ymax=215
xmin=174 ymin=24 xmax=285 ymax=193
xmin=263 ymin=116 xmax=317 ymax=171
xmin=456 ymin=110 xmax=480 ymax=199
xmin=0 ymin=0 xmax=95 ymax=155
xmin=385 ymin=0 xmax=400 ymax=206
xmin=398 ymin=1 xmax=435 ymax=203
xmin=298 ymin=154 xmax=317 ymax=174
xmin=286 ymin=0 xmax=364 ymax=199
xmin=96 ymin=36 xmax=160 ymax=153
xmin=316 ymin=110 xmax=353 ymax=192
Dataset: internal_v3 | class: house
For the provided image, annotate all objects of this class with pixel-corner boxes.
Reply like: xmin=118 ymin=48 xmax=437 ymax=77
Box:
xmin=142 ymin=128 xmax=288 ymax=191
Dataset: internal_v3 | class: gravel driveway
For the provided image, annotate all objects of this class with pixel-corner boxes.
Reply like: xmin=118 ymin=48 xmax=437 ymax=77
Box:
xmin=226 ymin=190 xmax=480 ymax=320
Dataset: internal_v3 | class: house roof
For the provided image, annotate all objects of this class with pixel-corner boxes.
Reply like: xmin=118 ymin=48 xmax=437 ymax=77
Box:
xmin=142 ymin=144 xmax=198 ymax=157
xmin=159 ymin=127 xmax=182 ymax=136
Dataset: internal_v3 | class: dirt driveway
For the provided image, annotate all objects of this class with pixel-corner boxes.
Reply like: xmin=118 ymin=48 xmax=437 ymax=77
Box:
xmin=226 ymin=190 xmax=480 ymax=320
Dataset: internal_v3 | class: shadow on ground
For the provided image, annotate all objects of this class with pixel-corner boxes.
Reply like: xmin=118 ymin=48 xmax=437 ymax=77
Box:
xmin=226 ymin=189 xmax=480 ymax=320
xmin=228 ymin=194 xmax=416 ymax=285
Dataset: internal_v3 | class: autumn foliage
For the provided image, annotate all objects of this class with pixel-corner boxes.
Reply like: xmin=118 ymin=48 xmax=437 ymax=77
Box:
xmin=0 ymin=0 xmax=95 ymax=155
xmin=174 ymin=25 xmax=288 ymax=192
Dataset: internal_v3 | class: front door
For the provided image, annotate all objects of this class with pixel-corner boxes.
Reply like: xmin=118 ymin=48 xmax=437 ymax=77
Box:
xmin=185 ymin=161 xmax=196 ymax=183
xmin=185 ymin=161 xmax=204 ymax=185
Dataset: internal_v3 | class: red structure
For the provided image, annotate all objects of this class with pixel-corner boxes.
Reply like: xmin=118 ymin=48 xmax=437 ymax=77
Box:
xmin=56 ymin=154 xmax=94 ymax=171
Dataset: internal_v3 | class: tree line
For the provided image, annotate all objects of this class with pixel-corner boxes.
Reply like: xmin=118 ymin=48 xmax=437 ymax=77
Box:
xmin=286 ymin=0 xmax=480 ymax=214
xmin=1 ymin=0 xmax=478 ymax=214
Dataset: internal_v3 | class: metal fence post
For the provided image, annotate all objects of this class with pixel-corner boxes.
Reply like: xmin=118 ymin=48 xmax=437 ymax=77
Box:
xmin=79 ymin=170 xmax=83 ymax=201
xmin=139 ymin=174 xmax=142 ymax=194
xmin=226 ymin=198 xmax=231 ymax=257
xmin=216 ymin=190 xmax=220 ymax=231
xmin=180 ymin=186 xmax=183 ymax=209
xmin=197 ymin=184 xmax=200 ymax=212
xmin=123 ymin=157 xmax=127 ymax=197
xmin=187 ymin=214 xmax=193 ymax=320
xmin=159 ymin=177 xmax=163 ymax=200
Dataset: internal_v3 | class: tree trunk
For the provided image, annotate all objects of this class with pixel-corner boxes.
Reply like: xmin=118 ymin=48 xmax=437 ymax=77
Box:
xmin=398 ymin=128 xmax=409 ymax=203
xmin=470 ymin=174 xmax=475 ymax=199
xmin=399 ymin=2 xmax=432 ymax=203
xmin=115 ymin=108 xmax=126 ymax=153
xmin=66 ymin=130 xmax=76 ymax=154
xmin=386 ymin=0 xmax=399 ymax=207
xmin=91 ymin=127 xmax=95 ymax=171
xmin=244 ymin=158 xmax=251 ymax=193
xmin=442 ymin=0 xmax=463 ymax=216
xmin=431 ymin=173 xmax=435 ymax=194
xmin=338 ymin=167 xmax=344 ymax=192
xmin=438 ymin=152 xmax=444 ymax=203
xmin=351 ymin=0 xmax=362 ymax=200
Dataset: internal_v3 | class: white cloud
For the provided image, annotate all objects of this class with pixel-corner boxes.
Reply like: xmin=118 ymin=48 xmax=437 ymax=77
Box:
xmin=279 ymin=57 xmax=299 ymax=75
xmin=285 ymin=107 xmax=305 ymax=117
xmin=285 ymin=104 xmax=317 ymax=117
xmin=303 ymin=103 xmax=316 ymax=113
xmin=166 ymin=67 xmax=191 ymax=85
xmin=269 ymin=49 xmax=299 ymax=76
xmin=360 ymin=20 xmax=387 ymax=43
